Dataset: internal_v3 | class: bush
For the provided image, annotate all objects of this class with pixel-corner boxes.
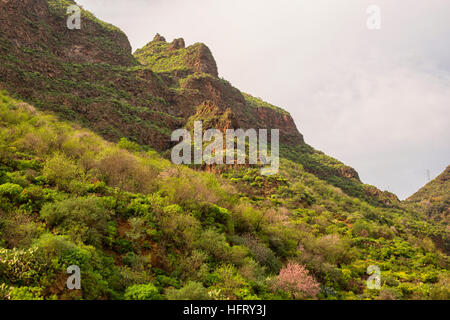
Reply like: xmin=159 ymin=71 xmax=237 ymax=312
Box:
xmin=229 ymin=245 xmax=249 ymax=267
xmin=122 ymin=252 xmax=141 ymax=269
xmin=165 ymin=281 xmax=209 ymax=300
xmin=157 ymin=205 xmax=199 ymax=249
xmin=231 ymin=204 xmax=264 ymax=233
xmin=156 ymin=275 xmax=180 ymax=289
xmin=125 ymin=217 xmax=147 ymax=241
xmin=40 ymin=197 xmax=111 ymax=247
xmin=124 ymin=283 xmax=161 ymax=300
xmin=429 ymin=276 xmax=450 ymax=300
xmin=42 ymin=153 xmax=85 ymax=193
xmin=0 ymin=210 xmax=45 ymax=248
xmin=118 ymin=138 xmax=144 ymax=153
xmin=212 ymin=264 xmax=250 ymax=299
xmin=240 ymin=234 xmax=281 ymax=273
xmin=0 ymin=183 xmax=24 ymax=204
xmin=158 ymin=171 xmax=219 ymax=205
xmin=9 ymin=286 xmax=44 ymax=300
xmin=353 ymin=220 xmax=372 ymax=237
xmin=174 ymin=250 xmax=208 ymax=281
xmin=195 ymin=229 xmax=231 ymax=262
xmin=96 ymin=150 xmax=157 ymax=194
xmin=191 ymin=202 xmax=232 ymax=233
xmin=312 ymin=234 xmax=353 ymax=265
xmin=0 ymin=247 xmax=46 ymax=285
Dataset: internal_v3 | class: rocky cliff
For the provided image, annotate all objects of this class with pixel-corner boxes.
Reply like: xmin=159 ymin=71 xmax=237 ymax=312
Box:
xmin=0 ymin=0 xmax=303 ymax=150
xmin=0 ymin=0 xmax=397 ymax=204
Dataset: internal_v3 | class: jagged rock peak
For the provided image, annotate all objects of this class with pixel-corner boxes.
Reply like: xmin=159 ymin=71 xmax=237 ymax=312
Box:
xmin=169 ymin=38 xmax=185 ymax=50
xmin=153 ymin=33 xmax=166 ymax=42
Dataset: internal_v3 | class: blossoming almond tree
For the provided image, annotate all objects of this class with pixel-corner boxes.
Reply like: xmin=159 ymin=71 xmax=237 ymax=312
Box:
xmin=273 ymin=263 xmax=320 ymax=299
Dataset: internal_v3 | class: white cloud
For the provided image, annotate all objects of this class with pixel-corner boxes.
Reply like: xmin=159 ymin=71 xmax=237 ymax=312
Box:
xmin=292 ymin=56 xmax=450 ymax=199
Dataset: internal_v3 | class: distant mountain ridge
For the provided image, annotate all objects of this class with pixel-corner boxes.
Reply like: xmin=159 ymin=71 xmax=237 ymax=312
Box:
xmin=407 ymin=166 xmax=450 ymax=223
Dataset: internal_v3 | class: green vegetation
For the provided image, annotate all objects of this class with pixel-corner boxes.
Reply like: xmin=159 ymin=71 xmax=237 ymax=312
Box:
xmin=0 ymin=91 xmax=448 ymax=300
xmin=134 ymin=41 xmax=192 ymax=74
xmin=243 ymin=93 xmax=289 ymax=116
xmin=47 ymin=0 xmax=123 ymax=34
xmin=406 ymin=166 xmax=450 ymax=225
xmin=0 ymin=0 xmax=447 ymax=301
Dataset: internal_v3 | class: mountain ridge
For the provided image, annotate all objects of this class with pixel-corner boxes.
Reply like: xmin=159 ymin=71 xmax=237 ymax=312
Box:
xmin=0 ymin=0 xmax=448 ymax=301
xmin=406 ymin=166 xmax=450 ymax=224
xmin=0 ymin=0 xmax=400 ymax=206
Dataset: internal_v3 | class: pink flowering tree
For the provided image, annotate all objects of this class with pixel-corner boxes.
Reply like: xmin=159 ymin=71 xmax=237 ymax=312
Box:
xmin=273 ymin=263 xmax=320 ymax=299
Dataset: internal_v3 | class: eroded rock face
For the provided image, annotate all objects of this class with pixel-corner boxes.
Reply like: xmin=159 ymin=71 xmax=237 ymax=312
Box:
xmin=364 ymin=185 xmax=400 ymax=207
xmin=254 ymin=107 xmax=305 ymax=145
xmin=169 ymin=38 xmax=185 ymax=50
xmin=186 ymin=101 xmax=238 ymax=132
xmin=338 ymin=166 xmax=360 ymax=180
xmin=0 ymin=0 xmax=135 ymax=66
xmin=153 ymin=33 xmax=166 ymax=42
xmin=0 ymin=0 xmax=391 ymax=205
xmin=185 ymin=43 xmax=218 ymax=77
xmin=0 ymin=1 xmax=304 ymax=152
xmin=136 ymin=36 xmax=219 ymax=78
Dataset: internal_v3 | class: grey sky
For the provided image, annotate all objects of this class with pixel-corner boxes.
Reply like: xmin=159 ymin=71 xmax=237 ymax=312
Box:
xmin=76 ymin=0 xmax=450 ymax=199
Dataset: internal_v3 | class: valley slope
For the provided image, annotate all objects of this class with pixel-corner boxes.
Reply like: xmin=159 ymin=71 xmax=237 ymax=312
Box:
xmin=0 ymin=0 xmax=448 ymax=300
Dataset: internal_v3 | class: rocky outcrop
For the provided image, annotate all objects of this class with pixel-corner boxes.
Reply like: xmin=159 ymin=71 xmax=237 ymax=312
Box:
xmin=0 ymin=0 xmax=136 ymax=66
xmin=153 ymin=33 xmax=166 ymax=42
xmin=184 ymin=43 xmax=218 ymax=77
xmin=186 ymin=101 xmax=238 ymax=132
xmin=337 ymin=166 xmax=360 ymax=180
xmin=364 ymin=185 xmax=400 ymax=207
xmin=135 ymin=35 xmax=218 ymax=78
xmin=169 ymin=38 xmax=185 ymax=50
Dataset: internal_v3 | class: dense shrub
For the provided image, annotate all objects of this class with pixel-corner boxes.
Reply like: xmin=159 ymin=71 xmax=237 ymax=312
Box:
xmin=312 ymin=234 xmax=354 ymax=265
xmin=195 ymin=229 xmax=231 ymax=263
xmin=40 ymin=197 xmax=112 ymax=247
xmin=191 ymin=202 xmax=232 ymax=233
xmin=231 ymin=204 xmax=264 ymax=233
xmin=0 ymin=247 xmax=47 ymax=285
xmin=165 ymin=281 xmax=209 ymax=300
xmin=211 ymin=264 xmax=251 ymax=299
xmin=158 ymin=171 xmax=219 ymax=205
xmin=42 ymin=153 xmax=85 ymax=193
xmin=124 ymin=283 xmax=161 ymax=300
xmin=239 ymin=234 xmax=282 ymax=273
xmin=125 ymin=217 xmax=147 ymax=241
xmin=9 ymin=286 xmax=44 ymax=300
xmin=157 ymin=205 xmax=199 ymax=249
xmin=174 ymin=250 xmax=208 ymax=281
xmin=0 ymin=210 xmax=45 ymax=248
xmin=96 ymin=150 xmax=157 ymax=194
xmin=0 ymin=183 xmax=24 ymax=205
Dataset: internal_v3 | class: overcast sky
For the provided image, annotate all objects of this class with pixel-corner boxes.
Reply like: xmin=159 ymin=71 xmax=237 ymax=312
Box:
xmin=76 ymin=0 xmax=450 ymax=199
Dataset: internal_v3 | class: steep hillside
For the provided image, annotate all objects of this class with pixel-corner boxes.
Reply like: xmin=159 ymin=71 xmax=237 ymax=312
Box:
xmin=0 ymin=0 xmax=448 ymax=300
xmin=0 ymin=0 xmax=396 ymax=206
xmin=406 ymin=166 xmax=450 ymax=224
xmin=0 ymin=91 xmax=448 ymax=300
xmin=0 ymin=0 xmax=302 ymax=149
